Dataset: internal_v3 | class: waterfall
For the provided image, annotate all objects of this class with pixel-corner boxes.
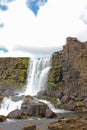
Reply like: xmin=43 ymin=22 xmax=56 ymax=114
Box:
xmin=0 ymin=97 xmax=23 ymax=116
xmin=25 ymin=57 xmax=51 ymax=96
xmin=0 ymin=56 xmax=51 ymax=116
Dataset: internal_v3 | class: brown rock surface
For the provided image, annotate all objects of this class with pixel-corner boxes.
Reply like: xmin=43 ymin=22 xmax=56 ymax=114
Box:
xmin=47 ymin=37 xmax=87 ymax=111
xmin=48 ymin=116 xmax=87 ymax=130
xmin=0 ymin=57 xmax=29 ymax=96
xmin=22 ymin=122 xmax=36 ymax=130
xmin=0 ymin=115 xmax=7 ymax=122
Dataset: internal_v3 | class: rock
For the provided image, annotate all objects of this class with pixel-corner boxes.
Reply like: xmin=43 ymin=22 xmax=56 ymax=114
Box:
xmin=48 ymin=116 xmax=87 ymax=130
xmin=0 ymin=58 xmax=29 ymax=96
xmin=48 ymin=122 xmax=63 ymax=130
xmin=64 ymin=100 xmax=77 ymax=110
xmin=61 ymin=95 xmax=70 ymax=104
xmin=7 ymin=109 xmax=28 ymax=119
xmin=21 ymin=99 xmax=48 ymax=117
xmin=0 ymin=96 xmax=4 ymax=102
xmin=22 ymin=122 xmax=36 ymax=130
xmin=47 ymin=37 xmax=87 ymax=111
xmin=0 ymin=115 xmax=7 ymax=122
xmin=8 ymin=109 xmax=22 ymax=119
xmin=45 ymin=109 xmax=57 ymax=118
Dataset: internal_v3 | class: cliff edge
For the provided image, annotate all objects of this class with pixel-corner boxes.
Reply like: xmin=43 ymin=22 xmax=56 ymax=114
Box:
xmin=47 ymin=37 xmax=87 ymax=111
xmin=0 ymin=57 xmax=29 ymax=97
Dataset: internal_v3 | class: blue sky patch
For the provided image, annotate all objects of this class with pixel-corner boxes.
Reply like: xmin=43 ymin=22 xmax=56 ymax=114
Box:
xmin=26 ymin=0 xmax=48 ymax=16
xmin=0 ymin=5 xmax=8 ymax=11
xmin=0 ymin=48 xmax=8 ymax=53
xmin=0 ymin=23 xmax=4 ymax=28
xmin=0 ymin=0 xmax=15 ymax=11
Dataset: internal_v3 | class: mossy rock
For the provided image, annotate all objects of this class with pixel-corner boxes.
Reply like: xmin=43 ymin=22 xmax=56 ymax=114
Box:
xmin=0 ymin=96 xmax=4 ymax=102
xmin=52 ymin=52 xmax=59 ymax=66
xmin=0 ymin=58 xmax=29 ymax=89
xmin=22 ymin=123 xmax=36 ymax=130
xmin=48 ymin=65 xmax=62 ymax=83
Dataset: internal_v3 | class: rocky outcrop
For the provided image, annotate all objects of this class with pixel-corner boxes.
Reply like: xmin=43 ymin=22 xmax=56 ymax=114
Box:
xmin=47 ymin=37 xmax=87 ymax=111
xmin=8 ymin=96 xmax=56 ymax=119
xmin=0 ymin=57 xmax=29 ymax=96
xmin=48 ymin=116 xmax=87 ymax=130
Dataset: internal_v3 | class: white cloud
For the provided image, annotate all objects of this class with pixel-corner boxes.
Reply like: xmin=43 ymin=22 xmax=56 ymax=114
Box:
xmin=0 ymin=0 xmax=87 ymax=56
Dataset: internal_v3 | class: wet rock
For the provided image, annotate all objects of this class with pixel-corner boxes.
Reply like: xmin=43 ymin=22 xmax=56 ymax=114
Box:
xmin=7 ymin=109 xmax=28 ymax=119
xmin=0 ymin=115 xmax=7 ymax=122
xmin=21 ymin=98 xmax=48 ymax=117
xmin=48 ymin=116 xmax=87 ymax=130
xmin=45 ymin=109 xmax=57 ymax=118
xmin=8 ymin=109 xmax=22 ymax=119
xmin=0 ymin=96 xmax=4 ymax=102
xmin=22 ymin=122 xmax=36 ymax=130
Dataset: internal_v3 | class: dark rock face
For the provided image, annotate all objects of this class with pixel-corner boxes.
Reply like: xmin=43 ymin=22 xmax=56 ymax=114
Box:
xmin=45 ymin=109 xmax=57 ymax=118
xmin=47 ymin=37 xmax=87 ymax=111
xmin=0 ymin=58 xmax=29 ymax=96
xmin=21 ymin=96 xmax=48 ymax=117
xmin=8 ymin=96 xmax=57 ymax=119
xmin=0 ymin=115 xmax=7 ymax=122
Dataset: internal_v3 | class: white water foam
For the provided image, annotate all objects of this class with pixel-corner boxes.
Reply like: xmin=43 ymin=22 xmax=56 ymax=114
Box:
xmin=39 ymin=99 xmax=70 ymax=113
xmin=0 ymin=97 xmax=23 ymax=116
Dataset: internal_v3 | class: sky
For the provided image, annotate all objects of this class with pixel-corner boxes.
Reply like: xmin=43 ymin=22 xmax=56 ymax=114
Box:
xmin=0 ymin=0 xmax=87 ymax=57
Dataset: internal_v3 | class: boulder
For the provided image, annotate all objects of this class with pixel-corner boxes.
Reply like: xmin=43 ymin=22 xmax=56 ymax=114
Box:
xmin=21 ymin=100 xmax=48 ymax=117
xmin=8 ymin=109 xmax=22 ymax=119
xmin=45 ymin=109 xmax=57 ymax=118
xmin=7 ymin=109 xmax=28 ymax=119
xmin=0 ymin=115 xmax=7 ymax=122
xmin=22 ymin=123 xmax=36 ymax=130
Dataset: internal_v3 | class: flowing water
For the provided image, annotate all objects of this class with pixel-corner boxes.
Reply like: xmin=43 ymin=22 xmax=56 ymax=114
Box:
xmin=0 ymin=57 xmax=51 ymax=116
xmin=25 ymin=57 xmax=51 ymax=96
xmin=0 ymin=56 xmax=68 ymax=116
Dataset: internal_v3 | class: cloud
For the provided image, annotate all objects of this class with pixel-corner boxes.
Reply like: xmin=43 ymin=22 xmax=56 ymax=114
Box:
xmin=13 ymin=45 xmax=62 ymax=56
xmin=80 ymin=6 xmax=87 ymax=24
xmin=0 ymin=0 xmax=87 ymax=57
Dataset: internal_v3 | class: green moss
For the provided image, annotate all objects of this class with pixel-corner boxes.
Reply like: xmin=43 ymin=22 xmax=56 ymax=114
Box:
xmin=0 ymin=58 xmax=29 ymax=88
xmin=48 ymin=65 xmax=62 ymax=83
xmin=22 ymin=58 xmax=29 ymax=68
xmin=76 ymin=101 xmax=85 ymax=107
xmin=52 ymin=52 xmax=59 ymax=66
xmin=2 ymin=79 xmax=15 ymax=83
xmin=48 ymin=82 xmax=57 ymax=87
xmin=19 ymin=69 xmax=27 ymax=82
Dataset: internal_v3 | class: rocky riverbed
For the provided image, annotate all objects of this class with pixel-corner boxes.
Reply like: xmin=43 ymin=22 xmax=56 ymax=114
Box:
xmin=0 ymin=112 xmax=87 ymax=130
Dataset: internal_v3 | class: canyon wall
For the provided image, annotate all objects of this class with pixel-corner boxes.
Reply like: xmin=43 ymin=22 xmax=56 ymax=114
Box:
xmin=47 ymin=37 xmax=87 ymax=111
xmin=0 ymin=57 xmax=29 ymax=96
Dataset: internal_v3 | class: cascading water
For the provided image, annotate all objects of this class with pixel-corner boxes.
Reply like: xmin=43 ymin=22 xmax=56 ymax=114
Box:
xmin=0 ymin=56 xmax=51 ymax=116
xmin=25 ymin=57 xmax=51 ymax=96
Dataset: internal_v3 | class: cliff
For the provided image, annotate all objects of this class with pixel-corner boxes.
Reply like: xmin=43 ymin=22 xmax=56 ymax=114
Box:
xmin=0 ymin=57 xmax=29 ymax=96
xmin=47 ymin=37 xmax=87 ymax=111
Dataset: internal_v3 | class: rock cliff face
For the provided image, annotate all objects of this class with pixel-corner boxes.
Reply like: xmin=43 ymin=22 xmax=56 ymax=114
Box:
xmin=47 ymin=37 xmax=87 ymax=111
xmin=0 ymin=57 xmax=29 ymax=96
